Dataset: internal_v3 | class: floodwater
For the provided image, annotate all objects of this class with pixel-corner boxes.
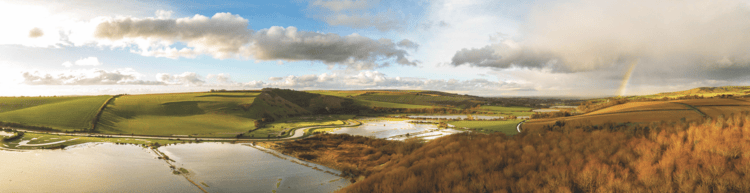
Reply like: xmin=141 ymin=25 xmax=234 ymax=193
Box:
xmin=159 ymin=143 xmax=349 ymax=193
xmin=0 ymin=143 xmax=349 ymax=193
xmin=0 ymin=143 xmax=199 ymax=192
xmin=329 ymin=118 xmax=464 ymax=140
xmin=0 ymin=131 xmax=14 ymax=137
xmin=406 ymin=115 xmax=503 ymax=120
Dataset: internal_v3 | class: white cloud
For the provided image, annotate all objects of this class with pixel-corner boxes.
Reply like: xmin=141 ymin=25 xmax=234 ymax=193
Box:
xmin=207 ymin=73 xmax=233 ymax=83
xmin=62 ymin=57 xmax=102 ymax=67
xmin=155 ymin=72 xmax=205 ymax=85
xmin=21 ymin=68 xmax=147 ymax=85
xmin=260 ymin=71 xmax=532 ymax=94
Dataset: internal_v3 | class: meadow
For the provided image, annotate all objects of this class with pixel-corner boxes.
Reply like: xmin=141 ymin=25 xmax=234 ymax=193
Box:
xmin=0 ymin=96 xmax=110 ymax=131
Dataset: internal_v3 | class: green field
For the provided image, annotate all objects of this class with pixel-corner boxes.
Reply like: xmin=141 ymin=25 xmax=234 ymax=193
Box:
xmin=0 ymin=96 xmax=111 ymax=131
xmin=97 ymin=92 xmax=260 ymax=137
xmin=478 ymin=106 xmax=534 ymax=116
xmin=448 ymin=120 xmax=523 ymax=135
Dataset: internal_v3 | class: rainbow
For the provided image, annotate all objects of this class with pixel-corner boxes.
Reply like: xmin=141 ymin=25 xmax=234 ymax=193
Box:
xmin=617 ymin=59 xmax=639 ymax=97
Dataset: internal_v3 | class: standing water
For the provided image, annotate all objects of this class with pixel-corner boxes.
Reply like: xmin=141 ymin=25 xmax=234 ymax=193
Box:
xmin=0 ymin=142 xmax=349 ymax=193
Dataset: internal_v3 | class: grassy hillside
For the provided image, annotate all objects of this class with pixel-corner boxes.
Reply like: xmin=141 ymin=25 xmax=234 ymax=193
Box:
xmin=311 ymin=90 xmax=481 ymax=109
xmin=250 ymin=88 xmax=366 ymax=119
xmin=0 ymin=96 xmax=110 ymax=131
xmin=97 ymin=92 xmax=260 ymax=137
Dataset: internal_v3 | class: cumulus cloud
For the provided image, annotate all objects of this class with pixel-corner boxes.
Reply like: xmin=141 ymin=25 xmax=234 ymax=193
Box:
xmin=258 ymin=71 xmax=531 ymax=93
xmin=62 ymin=57 xmax=102 ymax=67
xmin=207 ymin=73 xmax=232 ymax=83
xmin=251 ymin=26 xmax=418 ymax=67
xmin=28 ymin=28 xmax=44 ymax=38
xmin=397 ymin=39 xmax=418 ymax=50
xmin=90 ymin=13 xmax=416 ymax=69
xmin=309 ymin=0 xmax=404 ymax=32
xmin=155 ymin=72 xmax=205 ymax=85
xmin=94 ymin=12 xmax=253 ymax=59
xmin=21 ymin=69 xmax=146 ymax=85
xmin=451 ymin=0 xmax=750 ymax=74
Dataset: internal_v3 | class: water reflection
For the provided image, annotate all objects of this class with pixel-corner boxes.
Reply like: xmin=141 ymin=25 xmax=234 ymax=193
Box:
xmin=0 ymin=143 xmax=199 ymax=193
xmin=0 ymin=142 xmax=350 ymax=193
xmin=159 ymin=143 xmax=349 ymax=193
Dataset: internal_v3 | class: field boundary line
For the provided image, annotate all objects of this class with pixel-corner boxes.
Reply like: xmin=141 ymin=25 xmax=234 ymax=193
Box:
xmin=90 ymin=95 xmax=122 ymax=131
xmin=671 ymin=102 xmax=707 ymax=117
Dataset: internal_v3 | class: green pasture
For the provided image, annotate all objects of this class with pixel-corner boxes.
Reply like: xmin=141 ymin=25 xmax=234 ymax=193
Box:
xmin=448 ymin=120 xmax=523 ymax=135
xmin=0 ymin=96 xmax=110 ymax=131
xmin=97 ymin=92 xmax=260 ymax=137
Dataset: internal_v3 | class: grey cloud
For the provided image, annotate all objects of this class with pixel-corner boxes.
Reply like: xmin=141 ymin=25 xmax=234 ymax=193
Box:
xmin=92 ymin=13 xmax=415 ymax=70
xmin=451 ymin=42 xmax=560 ymax=71
xmin=451 ymin=0 xmax=750 ymax=78
xmin=29 ymin=28 xmax=44 ymax=38
xmin=397 ymin=39 xmax=418 ymax=50
xmin=251 ymin=26 xmax=417 ymax=68
xmin=95 ymin=12 xmax=252 ymax=59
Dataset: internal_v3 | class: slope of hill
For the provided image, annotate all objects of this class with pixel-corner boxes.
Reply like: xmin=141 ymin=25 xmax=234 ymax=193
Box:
xmin=249 ymin=88 xmax=365 ymax=119
xmin=0 ymin=96 xmax=110 ymax=131
xmin=97 ymin=92 xmax=260 ymax=137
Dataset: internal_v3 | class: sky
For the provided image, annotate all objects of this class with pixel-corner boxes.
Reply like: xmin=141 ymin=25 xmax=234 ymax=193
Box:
xmin=2 ymin=0 xmax=750 ymax=97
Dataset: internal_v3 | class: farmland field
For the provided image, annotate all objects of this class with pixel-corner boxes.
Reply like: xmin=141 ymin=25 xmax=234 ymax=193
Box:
xmin=586 ymin=101 xmax=690 ymax=115
xmin=97 ymin=92 xmax=260 ymax=137
xmin=671 ymin=98 xmax=750 ymax=106
xmin=0 ymin=96 xmax=111 ymax=131
xmin=697 ymin=106 xmax=750 ymax=117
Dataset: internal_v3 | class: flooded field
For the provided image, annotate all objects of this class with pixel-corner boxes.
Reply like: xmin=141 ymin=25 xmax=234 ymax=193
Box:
xmin=328 ymin=118 xmax=464 ymax=140
xmin=0 ymin=131 xmax=14 ymax=137
xmin=0 ymin=143 xmax=349 ymax=193
xmin=159 ymin=143 xmax=349 ymax=193
xmin=406 ymin=115 xmax=503 ymax=120
xmin=0 ymin=143 xmax=199 ymax=192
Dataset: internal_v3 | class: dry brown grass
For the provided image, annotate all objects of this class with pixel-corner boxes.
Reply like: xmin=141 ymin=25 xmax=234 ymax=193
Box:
xmin=698 ymin=106 xmax=750 ymax=117
xmin=671 ymin=98 xmax=750 ymax=106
